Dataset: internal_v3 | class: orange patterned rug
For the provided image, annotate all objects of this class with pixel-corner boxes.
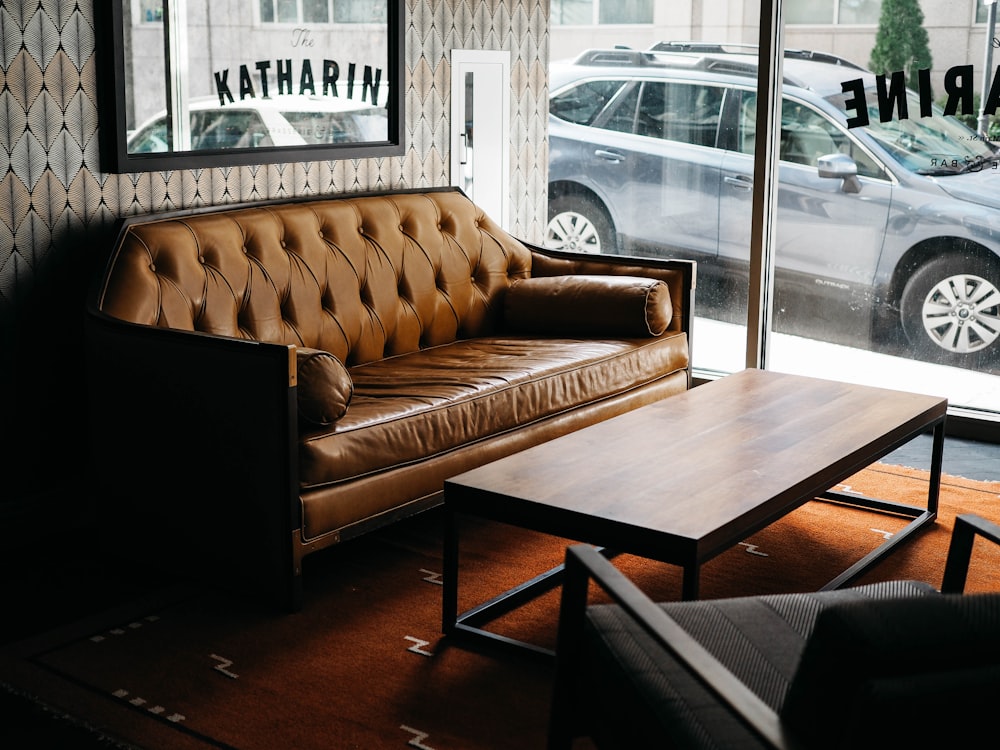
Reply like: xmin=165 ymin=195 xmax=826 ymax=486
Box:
xmin=2 ymin=464 xmax=998 ymax=749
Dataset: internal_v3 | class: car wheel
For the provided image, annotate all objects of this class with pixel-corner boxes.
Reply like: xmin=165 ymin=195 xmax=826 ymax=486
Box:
xmin=545 ymin=194 xmax=616 ymax=254
xmin=899 ymin=254 xmax=1000 ymax=361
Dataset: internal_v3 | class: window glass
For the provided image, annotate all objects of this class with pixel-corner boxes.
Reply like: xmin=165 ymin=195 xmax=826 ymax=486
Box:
xmin=282 ymin=109 xmax=377 ymax=143
xmin=786 ymin=0 xmax=835 ymax=23
xmin=635 ymin=82 xmax=723 ymax=147
xmin=191 ymin=110 xmax=272 ymax=149
xmin=552 ymin=0 xmax=594 ymax=25
xmin=838 ymin=0 xmax=882 ymax=24
xmin=304 ymin=0 xmax=329 ymax=23
xmin=599 ymin=0 xmax=653 ymax=24
xmin=550 ymin=80 xmax=627 ymax=125
xmin=126 ymin=110 xmax=274 ymax=151
xmin=257 ymin=0 xmax=385 ymax=24
xmin=737 ymin=92 xmax=887 ymax=178
xmin=276 ymin=0 xmax=297 ymax=23
xmin=258 ymin=0 xmax=274 ymax=23
xmin=333 ymin=0 xmax=386 ymax=23
xmin=600 ymin=83 xmax=641 ymax=133
xmin=138 ymin=0 xmax=163 ymax=23
xmin=547 ymin=14 xmax=1000 ymax=417
xmin=552 ymin=0 xmax=651 ymax=25
xmin=786 ymin=0 xmax=881 ymax=24
xmin=128 ymin=119 xmax=170 ymax=153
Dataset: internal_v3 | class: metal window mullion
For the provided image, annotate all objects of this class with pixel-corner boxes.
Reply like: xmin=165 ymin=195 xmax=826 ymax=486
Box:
xmin=164 ymin=0 xmax=191 ymax=151
xmin=980 ymin=1 xmax=998 ymax=135
xmin=746 ymin=0 xmax=784 ymax=371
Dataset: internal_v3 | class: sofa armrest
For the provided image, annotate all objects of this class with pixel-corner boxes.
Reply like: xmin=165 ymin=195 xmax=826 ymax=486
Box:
xmin=85 ymin=309 xmax=302 ymax=610
xmin=941 ymin=514 xmax=1000 ymax=593
xmin=551 ymin=544 xmax=794 ymax=750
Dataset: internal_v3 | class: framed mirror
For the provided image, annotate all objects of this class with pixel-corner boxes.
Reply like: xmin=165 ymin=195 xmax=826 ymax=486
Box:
xmin=98 ymin=0 xmax=404 ymax=173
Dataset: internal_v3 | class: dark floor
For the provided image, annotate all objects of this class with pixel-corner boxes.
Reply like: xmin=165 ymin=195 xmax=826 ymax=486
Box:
xmin=1 ymin=433 xmax=997 ymax=746
xmin=886 ymin=434 xmax=1000 ymax=482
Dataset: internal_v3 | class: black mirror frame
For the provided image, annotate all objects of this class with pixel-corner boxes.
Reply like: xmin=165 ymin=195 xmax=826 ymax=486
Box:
xmin=97 ymin=0 xmax=405 ymax=174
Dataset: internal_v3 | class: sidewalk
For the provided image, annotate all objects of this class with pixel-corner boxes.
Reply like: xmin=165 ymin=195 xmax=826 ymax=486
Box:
xmin=695 ymin=318 xmax=1000 ymax=413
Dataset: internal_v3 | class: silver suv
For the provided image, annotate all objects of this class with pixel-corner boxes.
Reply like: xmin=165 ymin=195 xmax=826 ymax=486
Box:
xmin=546 ymin=43 xmax=1000 ymax=366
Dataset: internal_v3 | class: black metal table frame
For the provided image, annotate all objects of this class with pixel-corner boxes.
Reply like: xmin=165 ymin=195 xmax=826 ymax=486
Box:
xmin=441 ymin=417 xmax=945 ymax=660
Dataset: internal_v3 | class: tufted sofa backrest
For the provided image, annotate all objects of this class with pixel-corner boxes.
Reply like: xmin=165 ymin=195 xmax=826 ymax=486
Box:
xmin=97 ymin=189 xmax=534 ymax=365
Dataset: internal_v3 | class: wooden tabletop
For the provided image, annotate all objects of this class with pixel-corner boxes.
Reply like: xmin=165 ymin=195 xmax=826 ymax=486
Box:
xmin=444 ymin=368 xmax=947 ymax=564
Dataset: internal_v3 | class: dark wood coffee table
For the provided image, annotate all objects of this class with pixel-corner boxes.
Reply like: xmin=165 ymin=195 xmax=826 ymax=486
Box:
xmin=441 ymin=368 xmax=947 ymax=658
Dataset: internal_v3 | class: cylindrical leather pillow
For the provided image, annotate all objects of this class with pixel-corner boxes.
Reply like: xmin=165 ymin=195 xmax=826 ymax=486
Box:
xmin=504 ymin=275 xmax=673 ymax=337
xmin=295 ymin=347 xmax=354 ymax=426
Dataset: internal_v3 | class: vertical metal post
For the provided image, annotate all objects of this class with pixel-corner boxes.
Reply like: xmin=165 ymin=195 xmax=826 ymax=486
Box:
xmin=746 ymin=0 xmax=784 ymax=370
xmin=979 ymin=1 xmax=998 ymax=137
xmin=164 ymin=0 xmax=191 ymax=152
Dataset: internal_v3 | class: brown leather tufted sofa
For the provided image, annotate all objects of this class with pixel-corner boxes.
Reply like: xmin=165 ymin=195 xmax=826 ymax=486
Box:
xmin=87 ymin=187 xmax=694 ymax=610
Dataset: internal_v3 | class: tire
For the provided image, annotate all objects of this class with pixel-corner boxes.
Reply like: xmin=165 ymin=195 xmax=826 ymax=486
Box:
xmin=545 ymin=194 xmax=617 ymax=254
xmin=899 ymin=253 xmax=1000 ymax=363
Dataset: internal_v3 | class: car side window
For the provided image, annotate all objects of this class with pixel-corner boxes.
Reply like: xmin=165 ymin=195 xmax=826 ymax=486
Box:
xmin=129 ymin=119 xmax=169 ymax=153
xmin=737 ymin=93 xmax=886 ymax=179
xmin=282 ymin=111 xmax=362 ymax=144
xmin=550 ymin=80 xmax=628 ymax=126
xmin=191 ymin=110 xmax=273 ymax=150
xmin=600 ymin=84 xmax=640 ymax=134
xmin=635 ymin=82 xmax=724 ymax=147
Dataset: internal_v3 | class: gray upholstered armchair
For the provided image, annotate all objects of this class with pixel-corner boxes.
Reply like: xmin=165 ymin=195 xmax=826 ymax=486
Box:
xmin=549 ymin=514 xmax=1000 ymax=750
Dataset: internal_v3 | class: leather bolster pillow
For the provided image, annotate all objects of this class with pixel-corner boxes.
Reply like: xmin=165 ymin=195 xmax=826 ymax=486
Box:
xmin=504 ymin=275 xmax=672 ymax=337
xmin=295 ymin=347 xmax=353 ymax=426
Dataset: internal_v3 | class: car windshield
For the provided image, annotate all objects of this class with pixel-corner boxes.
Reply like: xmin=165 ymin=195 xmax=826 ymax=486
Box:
xmin=828 ymin=87 xmax=998 ymax=175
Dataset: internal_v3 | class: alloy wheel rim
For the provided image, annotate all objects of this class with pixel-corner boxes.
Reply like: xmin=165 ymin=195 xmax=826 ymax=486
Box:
xmin=545 ymin=211 xmax=602 ymax=254
xmin=920 ymin=273 xmax=1000 ymax=354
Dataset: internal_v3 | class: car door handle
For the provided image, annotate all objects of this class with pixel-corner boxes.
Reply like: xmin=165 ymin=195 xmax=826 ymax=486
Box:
xmin=724 ymin=174 xmax=753 ymax=191
xmin=594 ymin=149 xmax=625 ymax=163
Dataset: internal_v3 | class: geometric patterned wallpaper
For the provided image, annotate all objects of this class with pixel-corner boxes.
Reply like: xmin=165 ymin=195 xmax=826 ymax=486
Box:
xmin=0 ymin=0 xmax=547 ymax=504
xmin=0 ymin=0 xmax=549 ymax=314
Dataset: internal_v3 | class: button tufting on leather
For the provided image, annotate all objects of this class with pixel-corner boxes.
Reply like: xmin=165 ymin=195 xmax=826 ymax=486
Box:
xmin=149 ymin=264 xmax=156 ymax=272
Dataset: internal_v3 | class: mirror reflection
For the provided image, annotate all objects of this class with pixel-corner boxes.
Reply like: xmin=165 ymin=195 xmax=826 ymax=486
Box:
xmin=115 ymin=0 xmax=394 ymax=165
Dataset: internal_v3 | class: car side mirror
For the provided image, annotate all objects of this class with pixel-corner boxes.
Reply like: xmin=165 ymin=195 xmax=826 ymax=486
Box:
xmin=817 ymin=153 xmax=861 ymax=194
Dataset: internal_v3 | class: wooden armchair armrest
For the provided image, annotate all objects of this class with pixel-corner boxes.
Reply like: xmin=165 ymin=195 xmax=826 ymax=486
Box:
xmin=941 ymin=514 xmax=1000 ymax=593
xmin=551 ymin=545 xmax=801 ymax=750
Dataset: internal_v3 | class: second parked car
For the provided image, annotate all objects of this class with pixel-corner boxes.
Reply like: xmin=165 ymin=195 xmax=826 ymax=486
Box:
xmin=546 ymin=43 xmax=1000 ymax=366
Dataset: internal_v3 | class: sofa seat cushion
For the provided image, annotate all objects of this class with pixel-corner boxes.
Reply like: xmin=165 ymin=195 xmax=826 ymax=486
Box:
xmin=298 ymin=332 xmax=688 ymax=491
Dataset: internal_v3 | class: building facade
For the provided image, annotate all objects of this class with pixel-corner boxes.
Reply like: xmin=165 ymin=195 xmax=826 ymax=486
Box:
xmin=550 ymin=0 xmax=997 ymax=94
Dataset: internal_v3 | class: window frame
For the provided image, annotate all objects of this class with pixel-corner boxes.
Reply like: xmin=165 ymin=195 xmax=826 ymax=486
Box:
xmin=98 ymin=0 xmax=405 ymax=173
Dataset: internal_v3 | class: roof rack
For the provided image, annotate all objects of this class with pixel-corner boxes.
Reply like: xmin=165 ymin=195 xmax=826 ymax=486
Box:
xmin=649 ymin=41 xmax=866 ymax=71
xmin=568 ymin=42 xmax=867 ymax=88
xmin=571 ymin=49 xmax=669 ymax=68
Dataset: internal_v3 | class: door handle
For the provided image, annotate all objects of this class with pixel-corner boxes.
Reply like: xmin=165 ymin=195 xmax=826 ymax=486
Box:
xmin=594 ymin=149 xmax=624 ymax=163
xmin=724 ymin=174 xmax=753 ymax=190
